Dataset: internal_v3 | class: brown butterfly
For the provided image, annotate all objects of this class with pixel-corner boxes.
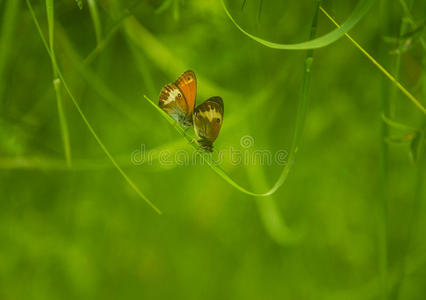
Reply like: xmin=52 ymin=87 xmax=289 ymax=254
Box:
xmin=193 ymin=97 xmax=224 ymax=152
xmin=159 ymin=70 xmax=196 ymax=127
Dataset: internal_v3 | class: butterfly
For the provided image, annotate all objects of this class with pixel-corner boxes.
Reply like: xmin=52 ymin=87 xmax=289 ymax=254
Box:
xmin=193 ymin=96 xmax=224 ymax=152
xmin=159 ymin=70 xmax=196 ymax=127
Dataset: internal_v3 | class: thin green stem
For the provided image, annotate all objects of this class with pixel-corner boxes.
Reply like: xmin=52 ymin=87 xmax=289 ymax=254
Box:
xmin=392 ymin=125 xmax=425 ymax=300
xmin=88 ymin=0 xmax=103 ymax=45
xmin=140 ymin=3 xmax=319 ymax=199
xmin=53 ymin=79 xmax=72 ymax=167
xmin=393 ymin=1 xmax=426 ymax=293
xmin=27 ymin=0 xmax=161 ymax=214
xmin=247 ymin=164 xmax=301 ymax=245
xmin=388 ymin=19 xmax=408 ymax=119
xmin=320 ymin=7 xmax=426 ymax=114
xmin=143 ymin=25 xmax=316 ymax=198
xmin=221 ymin=0 xmax=376 ymax=50
xmin=381 ymin=114 xmax=417 ymax=132
xmin=55 ymin=23 xmax=142 ymax=125
xmin=399 ymin=0 xmax=426 ymax=50
xmin=46 ymin=0 xmax=72 ymax=167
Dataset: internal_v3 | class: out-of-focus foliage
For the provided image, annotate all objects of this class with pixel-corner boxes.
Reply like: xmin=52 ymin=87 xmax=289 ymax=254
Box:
xmin=0 ymin=0 xmax=425 ymax=299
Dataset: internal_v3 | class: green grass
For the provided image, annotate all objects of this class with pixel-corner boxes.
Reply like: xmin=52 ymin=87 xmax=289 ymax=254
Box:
xmin=1 ymin=0 xmax=426 ymax=299
xmin=142 ymin=1 xmax=320 ymax=198
xmin=221 ymin=0 xmax=376 ymax=50
xmin=0 ymin=0 xmax=20 ymax=106
xmin=46 ymin=0 xmax=72 ymax=168
xmin=87 ymin=0 xmax=103 ymax=45
xmin=56 ymin=23 xmax=142 ymax=125
xmin=27 ymin=0 xmax=161 ymax=214
xmin=320 ymin=6 xmax=425 ymax=114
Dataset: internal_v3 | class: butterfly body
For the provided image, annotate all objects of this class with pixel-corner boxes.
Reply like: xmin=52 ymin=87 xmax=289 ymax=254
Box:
xmin=159 ymin=70 xmax=196 ymax=127
xmin=193 ymin=97 xmax=224 ymax=152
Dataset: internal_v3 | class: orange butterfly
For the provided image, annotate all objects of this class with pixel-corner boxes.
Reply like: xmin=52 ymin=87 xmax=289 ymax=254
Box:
xmin=193 ymin=97 xmax=224 ymax=152
xmin=159 ymin=70 xmax=196 ymax=127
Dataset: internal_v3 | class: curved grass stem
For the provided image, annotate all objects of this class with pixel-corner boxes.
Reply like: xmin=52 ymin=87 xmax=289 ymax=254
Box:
xmin=221 ymin=0 xmax=376 ymax=50
xmin=143 ymin=10 xmax=317 ymax=198
xmin=141 ymin=2 xmax=319 ymax=199
xmin=247 ymin=163 xmax=302 ymax=245
xmin=27 ymin=0 xmax=162 ymax=214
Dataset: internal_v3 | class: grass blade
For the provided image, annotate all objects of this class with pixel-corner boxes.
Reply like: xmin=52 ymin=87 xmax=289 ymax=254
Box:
xmin=55 ymin=23 xmax=142 ymax=125
xmin=261 ymin=0 xmax=321 ymax=196
xmin=320 ymin=6 xmax=426 ymax=114
xmin=143 ymin=95 xmax=266 ymax=196
xmin=53 ymin=79 xmax=72 ymax=167
xmin=87 ymin=0 xmax=103 ymax=45
xmin=221 ymin=0 xmax=375 ymax=50
xmin=392 ymin=0 xmax=426 ymax=291
xmin=247 ymin=164 xmax=302 ymax=245
xmin=46 ymin=0 xmax=72 ymax=167
xmin=381 ymin=114 xmax=417 ymax=132
xmin=142 ymin=1 xmax=319 ymax=197
xmin=399 ymin=0 xmax=426 ymax=51
xmin=28 ymin=0 xmax=162 ymax=214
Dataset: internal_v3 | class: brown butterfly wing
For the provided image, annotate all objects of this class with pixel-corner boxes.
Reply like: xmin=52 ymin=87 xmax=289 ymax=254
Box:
xmin=193 ymin=97 xmax=224 ymax=151
xmin=159 ymin=83 xmax=192 ymax=126
xmin=175 ymin=70 xmax=196 ymax=116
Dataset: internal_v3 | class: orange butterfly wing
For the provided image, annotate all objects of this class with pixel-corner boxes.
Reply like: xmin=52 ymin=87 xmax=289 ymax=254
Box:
xmin=175 ymin=70 xmax=197 ymax=116
xmin=158 ymin=70 xmax=196 ymax=127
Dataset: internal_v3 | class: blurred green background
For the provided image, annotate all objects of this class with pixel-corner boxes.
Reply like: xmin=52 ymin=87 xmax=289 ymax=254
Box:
xmin=0 ymin=0 xmax=425 ymax=299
